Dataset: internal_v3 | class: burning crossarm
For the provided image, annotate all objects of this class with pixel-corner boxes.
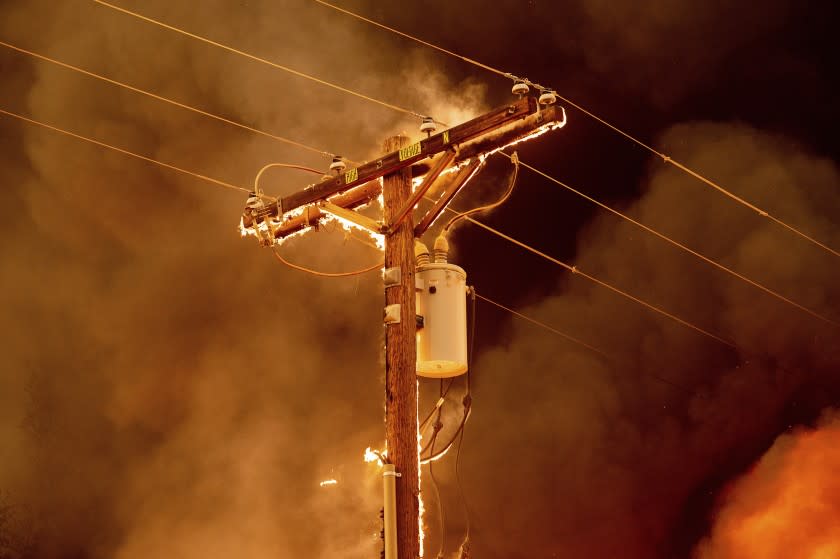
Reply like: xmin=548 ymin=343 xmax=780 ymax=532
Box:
xmin=239 ymin=99 xmax=566 ymax=246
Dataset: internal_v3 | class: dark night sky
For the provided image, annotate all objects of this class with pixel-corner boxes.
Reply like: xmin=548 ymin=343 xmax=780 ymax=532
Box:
xmin=1 ymin=1 xmax=839 ymax=558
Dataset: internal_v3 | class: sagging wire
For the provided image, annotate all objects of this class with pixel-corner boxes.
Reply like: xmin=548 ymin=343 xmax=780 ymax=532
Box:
xmin=312 ymin=0 xmax=840 ymax=261
xmin=419 ymin=289 xmax=477 ymax=557
xmin=456 ymin=288 xmax=477 ymax=552
xmin=93 ymin=0 xmax=443 ymax=126
xmin=0 ymin=40 xmax=343 ymax=162
xmin=428 ymin=379 xmax=447 ymax=559
xmin=441 ymin=152 xmax=520 ymax=234
xmin=272 ymin=247 xmax=383 ymax=278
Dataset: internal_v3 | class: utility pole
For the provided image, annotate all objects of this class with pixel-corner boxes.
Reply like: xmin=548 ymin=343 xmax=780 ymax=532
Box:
xmin=240 ymin=92 xmax=566 ymax=559
xmin=382 ymin=135 xmax=420 ymax=559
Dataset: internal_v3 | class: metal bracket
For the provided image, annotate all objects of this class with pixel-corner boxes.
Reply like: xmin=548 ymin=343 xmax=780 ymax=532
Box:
xmin=382 ymin=470 xmax=402 ymax=478
xmin=382 ymin=267 xmax=401 ymax=288
xmin=384 ymin=304 xmax=401 ymax=324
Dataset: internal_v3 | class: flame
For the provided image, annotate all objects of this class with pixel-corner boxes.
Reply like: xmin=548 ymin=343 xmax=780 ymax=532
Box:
xmin=696 ymin=413 xmax=840 ymax=559
xmin=321 ymin=211 xmax=385 ymax=251
xmin=417 ymin=379 xmax=424 ymax=558
xmin=364 ymin=446 xmax=385 ymax=465
xmin=319 ymin=479 xmax=338 ymax=487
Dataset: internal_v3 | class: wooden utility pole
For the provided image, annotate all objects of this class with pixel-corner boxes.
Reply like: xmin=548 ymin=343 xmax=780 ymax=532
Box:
xmin=382 ymin=134 xmax=420 ymax=559
xmin=239 ymin=97 xmax=567 ymax=559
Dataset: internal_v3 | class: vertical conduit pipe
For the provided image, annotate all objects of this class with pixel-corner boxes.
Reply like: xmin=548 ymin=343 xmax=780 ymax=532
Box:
xmin=383 ymin=464 xmax=400 ymax=559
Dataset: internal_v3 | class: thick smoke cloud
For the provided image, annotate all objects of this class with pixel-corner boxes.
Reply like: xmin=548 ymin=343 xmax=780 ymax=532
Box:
xmin=0 ymin=1 xmax=483 ymax=558
xmin=1 ymin=1 xmax=837 ymax=559
xmin=457 ymin=122 xmax=840 ymax=558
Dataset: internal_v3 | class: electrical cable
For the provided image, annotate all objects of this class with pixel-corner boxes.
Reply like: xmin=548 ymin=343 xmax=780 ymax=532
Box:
xmin=92 ymin=0 xmax=443 ymax=126
xmin=0 ymin=105 xmax=742 ymax=398
xmin=462 ymin=215 xmax=738 ymax=348
xmin=13 ymin=21 xmax=832 ymax=329
xmin=271 ymin=246 xmax=382 ymax=278
xmin=312 ymin=0 xmax=840 ymax=261
xmin=428 ymin=379 xmax=446 ymax=559
xmin=420 ymin=407 xmax=470 ymax=465
xmin=442 ymin=151 xmax=520 ymax=234
xmin=0 ymin=40 xmax=342 ymax=161
xmin=254 ymin=162 xmax=324 ymax=194
xmin=25 ymin=10 xmax=832 ymax=332
xmin=0 ymin=107 xmax=253 ymax=196
xmin=474 ymin=293 xmax=608 ymax=358
xmin=419 ymin=378 xmax=456 ymax=433
xmin=509 ymin=156 xmax=840 ymax=328
xmin=0 ymin=101 xmax=755 ymax=353
xmin=455 ymin=288 xmax=477 ymax=546
xmin=6 ymin=61 xmax=817 ymax=387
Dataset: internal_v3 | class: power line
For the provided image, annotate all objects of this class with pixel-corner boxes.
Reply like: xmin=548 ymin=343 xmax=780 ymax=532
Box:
xmin=462 ymin=214 xmax=737 ymax=348
xmin=0 ymin=107 xmax=252 ymax=196
xmin=92 ymin=0 xmax=440 ymax=125
xmin=475 ymin=293 xmax=608 ymax=358
xmin=10 ymin=33 xmax=831 ymax=332
xmin=311 ymin=0 xmax=840 ymax=261
xmin=86 ymin=0 xmax=835 ymax=331
xmin=0 ymin=39 xmax=339 ymax=161
xmin=505 ymin=156 xmax=840 ymax=329
xmin=1 ymin=100 xmax=730 ymax=392
xmin=272 ymin=246 xmax=383 ymax=277
xmin=5 ymin=22 xmax=817 ymax=353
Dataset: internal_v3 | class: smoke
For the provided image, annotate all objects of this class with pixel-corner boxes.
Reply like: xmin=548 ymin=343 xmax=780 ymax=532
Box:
xmin=0 ymin=1 xmax=487 ymax=558
xmin=1 ymin=1 xmax=837 ymax=558
xmin=454 ymin=122 xmax=840 ymax=558
xmin=694 ymin=410 xmax=840 ymax=559
xmin=566 ymin=0 xmax=792 ymax=107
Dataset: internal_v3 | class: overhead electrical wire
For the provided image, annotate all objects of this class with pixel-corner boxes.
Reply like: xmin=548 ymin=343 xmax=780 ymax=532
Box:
xmin=253 ymin=162 xmax=325 ymax=194
xmin=12 ymin=24 xmax=832 ymax=329
xmin=0 ymin=107 xmax=252 ymax=196
xmin=15 ymin=10 xmax=830 ymax=349
xmin=499 ymin=155 xmax=840 ymax=328
xmin=311 ymin=0 xmax=840 ymax=261
xmin=474 ymin=293 xmax=608 ymax=358
xmin=442 ymin=151 xmax=520 ymax=234
xmin=0 ymin=40 xmax=341 ymax=161
xmin=1 ymin=100 xmax=719 ymax=394
xmin=462 ymin=214 xmax=737 ymax=348
xmin=272 ymin=246 xmax=383 ymax=278
xmin=92 ymin=0 xmax=442 ymax=126
xmin=79 ymin=0 xmax=836 ymax=328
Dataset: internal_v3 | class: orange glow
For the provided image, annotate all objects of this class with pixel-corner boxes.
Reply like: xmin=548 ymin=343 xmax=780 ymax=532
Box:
xmin=364 ymin=446 xmax=385 ymax=465
xmin=696 ymin=414 xmax=840 ymax=559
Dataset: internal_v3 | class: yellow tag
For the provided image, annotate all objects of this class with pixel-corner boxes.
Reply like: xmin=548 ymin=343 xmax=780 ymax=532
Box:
xmin=398 ymin=142 xmax=422 ymax=161
xmin=443 ymin=130 xmax=450 ymax=144
xmin=344 ymin=167 xmax=358 ymax=183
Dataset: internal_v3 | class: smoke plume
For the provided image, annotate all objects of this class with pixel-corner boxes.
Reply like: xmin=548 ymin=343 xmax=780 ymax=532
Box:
xmin=1 ymin=1 xmax=837 ymax=559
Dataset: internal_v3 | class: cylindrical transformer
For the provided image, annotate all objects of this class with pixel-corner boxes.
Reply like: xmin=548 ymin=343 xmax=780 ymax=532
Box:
xmin=415 ymin=261 xmax=468 ymax=377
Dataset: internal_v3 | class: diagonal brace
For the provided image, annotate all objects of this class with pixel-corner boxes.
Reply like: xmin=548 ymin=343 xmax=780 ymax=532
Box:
xmin=320 ymin=201 xmax=384 ymax=234
xmin=385 ymin=148 xmax=457 ymax=234
xmin=414 ymin=158 xmax=485 ymax=238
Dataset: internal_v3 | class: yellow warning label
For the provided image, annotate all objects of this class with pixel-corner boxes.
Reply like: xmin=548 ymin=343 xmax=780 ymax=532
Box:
xmin=398 ymin=142 xmax=422 ymax=161
xmin=344 ymin=167 xmax=358 ymax=183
